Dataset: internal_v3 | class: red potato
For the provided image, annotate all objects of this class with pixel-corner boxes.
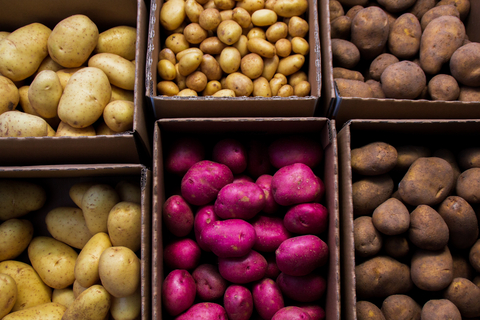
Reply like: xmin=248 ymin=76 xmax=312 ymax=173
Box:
xmin=214 ymin=181 xmax=266 ymax=219
xmin=175 ymin=302 xmax=228 ymax=320
xmin=246 ymin=139 xmax=273 ymax=179
xmin=265 ymin=252 xmax=281 ymax=278
xmin=255 ymin=174 xmax=280 ymax=214
xmin=164 ymin=238 xmax=202 ymax=270
xmin=297 ymin=304 xmax=326 ymax=320
xmin=165 ymin=136 xmax=205 ymax=176
xmin=218 ymin=250 xmax=267 ymax=284
xmin=233 ymin=174 xmax=255 ymax=183
xmin=272 ymin=306 xmax=313 ymax=320
xmin=192 ymin=264 xmax=228 ymax=301
xmin=271 ymin=163 xmax=325 ymax=206
xmin=224 ymin=285 xmax=254 ymax=320
xmin=275 ymin=235 xmax=329 ymax=276
xmin=181 ymin=160 xmax=234 ymax=206
xmin=268 ymin=135 xmax=323 ymax=169
xmin=284 ymin=203 xmax=328 ymax=235
xmin=250 ymin=215 xmax=292 ymax=252
xmin=163 ymin=195 xmax=194 ymax=237
xmin=212 ymin=138 xmax=248 ymax=174
xmin=194 ymin=205 xmax=220 ymax=251
xmin=199 ymin=218 xmax=257 ymax=258
xmin=162 ymin=269 xmax=196 ymax=316
xmin=252 ymin=278 xmax=285 ymax=320
xmin=276 ymin=272 xmax=327 ymax=302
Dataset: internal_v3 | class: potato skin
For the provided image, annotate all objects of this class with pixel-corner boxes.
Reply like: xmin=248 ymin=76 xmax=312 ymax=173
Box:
xmin=331 ymin=39 xmax=360 ymax=69
xmin=369 ymin=53 xmax=399 ymax=81
xmin=224 ymin=284 xmax=254 ymax=320
xmin=388 ymin=13 xmax=421 ymax=59
xmin=351 ymin=6 xmax=389 ymax=60
xmin=276 ymin=272 xmax=327 ymax=303
xmin=443 ymin=278 xmax=480 ymax=318
xmin=450 ymin=42 xmax=480 ymax=87
xmin=335 ymin=79 xmax=373 ymax=98
xmin=352 ymin=174 xmax=394 ymax=216
xmin=408 ymin=205 xmax=449 ymax=251
xmin=354 ymin=216 xmax=382 ymax=258
xmin=372 ymin=198 xmax=410 ymax=236
xmin=456 ymin=168 xmax=480 ymax=204
xmin=0 ymin=219 xmax=34 ymax=262
xmin=381 ymin=295 xmax=421 ymax=320
xmin=214 ymin=182 xmax=266 ymax=220
xmin=351 ymin=142 xmax=397 ymax=176
xmin=381 ymin=61 xmax=426 ymax=99
xmin=162 ymin=269 xmax=196 ymax=316
xmin=411 ymin=246 xmax=453 ymax=291
xmin=357 ymin=301 xmax=385 ymax=320
xmin=421 ymin=299 xmax=462 ymax=320
xmin=175 ymin=302 xmax=228 ymax=320
xmin=427 ymin=74 xmax=460 ymax=101
xmin=218 ymin=250 xmax=267 ymax=284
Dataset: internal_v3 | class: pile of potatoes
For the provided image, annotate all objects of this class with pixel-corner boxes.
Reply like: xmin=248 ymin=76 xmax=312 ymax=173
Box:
xmin=157 ymin=0 xmax=312 ymax=97
xmin=160 ymin=134 xmax=330 ymax=319
xmin=0 ymin=179 xmax=142 ymax=320
xmin=330 ymin=0 xmax=480 ymax=101
xmin=0 ymin=14 xmax=137 ymax=137
xmin=351 ymin=141 xmax=480 ymax=319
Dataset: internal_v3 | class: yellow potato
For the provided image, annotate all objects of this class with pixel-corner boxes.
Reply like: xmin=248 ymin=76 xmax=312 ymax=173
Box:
xmin=266 ymin=21 xmax=288 ymax=43
xmin=69 ymin=182 xmax=96 ymax=209
xmin=0 ymin=180 xmax=46 ymax=220
xmin=107 ymin=201 xmax=141 ymax=252
xmin=158 ymin=59 xmax=177 ymax=80
xmin=219 ymin=47 xmax=242 ymax=74
xmin=103 ymin=100 xmax=135 ymax=133
xmin=115 ymin=181 xmax=141 ymax=204
xmin=0 ymin=260 xmax=52 ymax=312
xmin=0 ymin=31 xmax=10 ymax=41
xmin=0 ymin=273 xmax=17 ymax=318
xmin=17 ymin=86 xmax=36 ymax=116
xmin=217 ymin=20 xmax=243 ymax=45
xmin=88 ymin=53 xmax=135 ymax=90
xmin=158 ymin=48 xmax=176 ymax=65
xmin=183 ymin=23 xmax=209 ymax=44
xmin=55 ymin=121 xmax=96 ymax=137
xmin=200 ymin=36 xmax=227 ymax=54
xmin=57 ymin=67 xmax=112 ymax=129
xmin=0 ymin=111 xmax=55 ymax=137
xmin=95 ymin=26 xmax=137 ymax=60
xmin=165 ymin=33 xmax=190 ymax=54
xmin=186 ymin=0 xmax=205 ymax=23
xmin=157 ymin=81 xmax=180 ymax=96
xmin=288 ymin=16 xmax=309 ymax=37
xmin=96 ymin=120 xmax=117 ymax=136
xmin=45 ymin=207 xmax=93 ymax=249
xmin=289 ymin=70 xmax=308 ymax=86
xmin=200 ymin=54 xmax=223 ymax=81
xmin=294 ymin=80 xmax=311 ymax=96
xmin=110 ymin=286 xmax=141 ymax=320
xmin=28 ymin=70 xmax=63 ymax=119
xmin=177 ymin=88 xmax=199 ymax=96
xmin=82 ymin=184 xmax=120 ymax=234
xmin=291 ymin=37 xmax=309 ymax=55
xmin=0 ymin=219 xmax=33 ymax=262
xmin=215 ymin=0 xmax=236 ymax=10
xmin=262 ymin=55 xmax=280 ymax=80
xmin=186 ymin=71 xmax=208 ymax=92
xmin=236 ymin=0 xmax=265 ymax=15
xmin=247 ymin=38 xmax=276 ymax=58
xmin=253 ymin=76 xmax=272 ymax=97
xmin=0 ymin=75 xmax=19 ymax=115
xmin=232 ymin=7 xmax=252 ymax=28
xmin=212 ymin=88 xmax=236 ymax=97
xmin=110 ymin=85 xmax=134 ymax=102
xmin=277 ymin=54 xmax=305 ymax=75
xmin=98 ymin=246 xmax=140 ymax=298
xmin=247 ymin=27 xmax=266 ymax=39
xmin=178 ymin=51 xmax=203 ymax=76
xmin=241 ymin=53 xmax=264 ymax=79
xmin=277 ymin=84 xmax=294 ymax=96
xmin=270 ymin=75 xmax=287 ymax=95
xmin=225 ymin=72 xmax=254 ymax=96
xmin=56 ymin=68 xmax=83 ymax=89
xmin=252 ymin=9 xmax=278 ymax=26
xmin=62 ymin=285 xmax=111 ymax=320
xmin=275 ymin=38 xmax=292 ymax=57
xmin=28 ymin=236 xmax=78 ymax=289
xmin=176 ymin=47 xmax=204 ymax=61
xmin=74 ymin=232 xmax=112 ymax=288
xmin=273 ymin=0 xmax=308 ymax=17
xmin=2 ymin=302 xmax=66 ymax=320
xmin=52 ymin=288 xmax=75 ymax=308
xmin=220 ymin=9 xmax=234 ymax=21
xmin=202 ymin=80 xmax=222 ymax=95
xmin=0 ymin=23 xmax=51 ymax=81
xmin=160 ymin=0 xmax=187 ymax=31
xmin=174 ymin=64 xmax=187 ymax=90
xmin=72 ymin=280 xmax=88 ymax=298
xmin=48 ymin=14 xmax=99 ymax=68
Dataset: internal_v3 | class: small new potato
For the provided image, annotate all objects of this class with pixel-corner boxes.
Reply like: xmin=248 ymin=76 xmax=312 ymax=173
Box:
xmin=103 ymin=100 xmax=134 ymax=133
xmin=199 ymin=8 xmax=222 ymax=30
xmin=178 ymin=52 xmax=203 ymax=76
xmin=294 ymin=80 xmax=310 ymax=97
xmin=95 ymin=26 xmax=136 ymax=60
xmin=203 ymin=80 xmax=222 ymax=95
xmin=253 ymin=77 xmax=272 ymax=97
xmin=217 ymin=20 xmax=243 ymax=45
xmin=247 ymin=38 xmax=276 ymax=58
xmin=252 ymin=9 xmax=277 ymax=26
xmin=160 ymin=0 xmax=187 ymax=31
xmin=266 ymin=22 xmax=288 ymax=43
xmin=0 ymin=219 xmax=33 ymax=262
xmin=275 ymin=39 xmax=292 ymax=58
xmin=262 ymin=55 xmax=280 ymax=80
xmin=107 ymin=201 xmax=141 ymax=252
xmin=75 ymin=232 xmax=112 ymax=288
xmin=165 ymin=33 xmax=190 ymax=54
xmin=158 ymin=59 xmax=177 ymax=80
xmin=45 ymin=207 xmax=93 ymax=249
xmin=69 ymin=182 xmax=96 ymax=208
xmin=288 ymin=16 xmax=309 ymax=38
xmin=200 ymin=54 xmax=223 ymax=80
xmin=158 ymin=81 xmax=180 ymax=96
xmin=52 ymin=288 xmax=75 ymax=309
xmin=277 ymin=54 xmax=305 ymax=76
xmin=225 ymin=72 xmax=254 ymax=96
xmin=0 ymin=75 xmax=19 ymax=115
xmin=183 ymin=23 xmax=208 ymax=44
xmin=241 ymin=53 xmax=264 ymax=79
xmin=200 ymin=37 xmax=227 ymax=54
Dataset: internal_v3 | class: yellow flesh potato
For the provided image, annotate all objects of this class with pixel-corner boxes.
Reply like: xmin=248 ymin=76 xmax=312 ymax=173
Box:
xmin=103 ymin=100 xmax=135 ymax=133
xmin=0 ymin=111 xmax=55 ymax=137
xmin=107 ymin=201 xmax=142 ymax=252
xmin=61 ymin=285 xmax=111 ymax=320
xmin=95 ymin=26 xmax=137 ymax=61
xmin=0 ymin=219 xmax=33 ymax=262
xmin=88 ymin=53 xmax=136 ymax=90
xmin=28 ymin=70 xmax=63 ymax=119
xmin=45 ymin=207 xmax=93 ymax=249
xmin=2 ymin=302 xmax=66 ymax=320
xmin=0 ymin=75 xmax=19 ymax=115
xmin=82 ymin=184 xmax=120 ymax=234
xmin=0 ymin=273 xmax=17 ymax=318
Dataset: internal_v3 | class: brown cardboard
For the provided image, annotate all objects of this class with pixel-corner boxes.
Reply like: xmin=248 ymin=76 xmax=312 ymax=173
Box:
xmin=337 ymin=119 xmax=480 ymax=320
xmin=0 ymin=163 xmax=151 ymax=320
xmin=152 ymin=117 xmax=340 ymax=319
xmin=322 ymin=1 xmax=480 ymax=129
xmin=0 ymin=0 xmax=152 ymax=166
xmin=145 ymin=0 xmax=322 ymax=118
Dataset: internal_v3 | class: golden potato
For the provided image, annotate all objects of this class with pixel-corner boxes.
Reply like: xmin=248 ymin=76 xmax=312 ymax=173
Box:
xmin=253 ymin=76 xmax=272 ymax=97
xmin=200 ymin=36 xmax=227 ymax=54
xmin=107 ymin=201 xmax=141 ymax=252
xmin=95 ymin=26 xmax=137 ymax=60
xmin=115 ymin=181 xmax=141 ymax=204
xmin=199 ymin=8 xmax=222 ymax=30
xmin=273 ymin=0 xmax=308 ymax=17
xmin=82 ymin=184 xmax=120 ymax=234
xmin=275 ymin=38 xmax=292 ymax=58
xmin=110 ymin=287 xmax=141 ymax=320
xmin=200 ymin=54 xmax=222 ymax=81
xmin=28 ymin=70 xmax=63 ymax=119
xmin=276 ymin=54 xmax=305 ymax=76
xmin=45 ymin=207 xmax=93 ymax=249
xmin=217 ymin=20 xmax=243 ymax=45
xmin=261 ymin=55 xmax=279 ymax=80
xmin=56 ymin=67 xmax=83 ymax=89
xmin=212 ymin=89 xmax=236 ymax=97
xmin=185 ymin=0 xmax=204 ymax=23
xmin=177 ymin=88 xmax=198 ymax=96
xmin=183 ymin=23 xmax=209 ymax=44
xmin=0 ymin=219 xmax=33 ymax=262
xmin=103 ymin=100 xmax=135 ymax=133
xmin=88 ymin=53 xmax=135 ymax=91
xmin=158 ymin=48 xmax=176 ymax=65
xmin=2 ymin=302 xmax=66 ymax=320
xmin=247 ymin=37 xmax=276 ymax=58
xmin=165 ymin=33 xmax=190 ymax=54
xmin=160 ymin=0 xmax=187 ymax=31
xmin=232 ymin=7 xmax=252 ymax=28
xmin=110 ymin=85 xmax=134 ymax=102
xmin=288 ymin=16 xmax=309 ymax=38
xmin=236 ymin=0 xmax=265 ymax=15
xmin=240 ymin=53 xmax=264 ymax=79
xmin=52 ymin=288 xmax=75 ymax=309
xmin=178 ymin=51 xmax=203 ymax=76
xmin=0 ymin=273 xmax=17 ymax=318
xmin=0 ymin=75 xmax=19 ymax=115
xmin=0 ymin=111 xmax=55 ymax=137
xmin=62 ymin=285 xmax=111 ymax=320
xmin=225 ymin=72 xmax=253 ymax=96
xmin=219 ymin=47 xmax=242 ymax=74
xmin=202 ymin=80 xmax=222 ymax=95
xmin=69 ymin=182 xmax=96 ymax=209
xmin=157 ymin=80 xmax=180 ymax=96
xmin=0 ymin=180 xmax=46 ymax=220
xmin=158 ymin=59 xmax=177 ymax=81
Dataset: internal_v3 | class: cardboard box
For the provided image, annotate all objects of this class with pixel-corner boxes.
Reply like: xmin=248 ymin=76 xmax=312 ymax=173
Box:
xmin=0 ymin=0 xmax=152 ymax=166
xmin=321 ymin=1 xmax=480 ymax=129
xmin=0 ymin=163 xmax=151 ymax=319
xmin=152 ymin=117 xmax=340 ymax=319
xmin=145 ymin=0 xmax=322 ymax=118
xmin=337 ymin=119 xmax=480 ymax=320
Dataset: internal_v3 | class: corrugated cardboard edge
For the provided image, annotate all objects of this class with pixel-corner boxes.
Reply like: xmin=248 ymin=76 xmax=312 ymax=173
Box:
xmin=151 ymin=117 xmax=340 ymax=320
xmin=319 ymin=0 xmax=335 ymax=118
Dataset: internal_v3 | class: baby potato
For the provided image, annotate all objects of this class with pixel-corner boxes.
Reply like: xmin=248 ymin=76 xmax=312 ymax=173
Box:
xmin=289 ymin=70 xmax=307 ymax=86
xmin=176 ymin=47 xmax=203 ymax=61
xmin=98 ymin=246 xmax=140 ymax=298
xmin=157 ymin=81 xmax=180 ymax=96
xmin=160 ymin=0 xmax=187 ymax=31
xmin=200 ymin=36 xmax=227 ymax=54
xmin=202 ymin=80 xmax=222 ymax=95
xmin=273 ymin=0 xmax=308 ymax=17
xmin=158 ymin=59 xmax=177 ymax=80
xmin=0 ymin=219 xmax=33 ymax=262
xmin=270 ymin=75 xmax=286 ymax=96
xmin=0 ymin=273 xmax=17 ymax=318
xmin=288 ymin=16 xmax=309 ymax=38
xmin=178 ymin=51 xmax=203 ymax=76
xmin=177 ymin=88 xmax=198 ymax=96
xmin=277 ymin=54 xmax=305 ymax=76
xmin=185 ymin=0 xmax=204 ymax=23
xmin=0 ymin=75 xmax=19 ymax=115
xmin=217 ymin=20 xmax=243 ymax=45
xmin=2 ymin=302 xmax=66 ymax=320
xmin=0 ymin=23 xmax=51 ymax=82
xmin=88 ymin=53 xmax=135 ymax=90
xmin=241 ymin=53 xmax=264 ymax=79
xmin=45 ymin=207 xmax=92 ymax=249
xmin=232 ymin=35 xmax=249 ymax=57
xmin=252 ymin=9 xmax=278 ymax=26
xmin=95 ymin=26 xmax=137 ymax=60
xmin=186 ymin=71 xmax=208 ymax=92
xmin=69 ymin=182 xmax=96 ymax=208
xmin=82 ymin=184 xmax=120 ymax=234
xmin=75 ymin=232 xmax=112 ymax=288
xmin=233 ymin=7 xmax=252 ymax=28
xmin=262 ymin=55 xmax=280 ymax=80
xmin=275 ymin=38 xmax=292 ymax=57
xmin=28 ymin=70 xmax=63 ymax=119
xmin=219 ymin=47 xmax=242 ymax=74
xmin=225 ymin=72 xmax=254 ymax=96
xmin=294 ymin=80 xmax=310 ymax=97
xmin=277 ymin=84 xmax=294 ymax=96
xmin=103 ymin=100 xmax=134 ymax=133
xmin=199 ymin=8 xmax=222 ymax=30
xmin=158 ymin=48 xmax=176 ymax=65
xmin=212 ymin=89 xmax=236 ymax=97
xmin=247 ymin=38 xmax=276 ymax=58
xmin=183 ymin=23 xmax=208 ymax=44
xmin=266 ymin=22 xmax=288 ymax=43
xmin=62 ymin=285 xmax=111 ymax=320
xmin=236 ymin=0 xmax=265 ymax=15
xmin=48 ymin=15 xmax=99 ymax=68
xmin=247 ymin=27 xmax=266 ymax=40
xmin=200 ymin=54 xmax=223 ymax=80
xmin=291 ymin=37 xmax=309 ymax=55
xmin=107 ymin=201 xmax=141 ymax=252
xmin=220 ymin=9 xmax=234 ymax=21
xmin=215 ymin=0 xmax=236 ymax=10
xmin=165 ymin=33 xmax=190 ymax=54
xmin=253 ymin=77 xmax=272 ymax=97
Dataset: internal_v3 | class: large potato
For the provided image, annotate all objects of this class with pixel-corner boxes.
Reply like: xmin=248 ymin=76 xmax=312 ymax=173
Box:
xmin=218 ymin=250 xmax=267 ymax=284
xmin=421 ymin=299 xmax=462 ymax=320
xmin=450 ymin=42 xmax=480 ymax=87
xmin=0 ymin=75 xmax=19 ymax=115
xmin=28 ymin=70 xmax=63 ymax=119
xmin=354 ymin=216 xmax=382 ymax=258
xmin=0 ymin=219 xmax=33 ymax=262
xmin=273 ymin=0 xmax=308 ymax=17
xmin=88 ymin=53 xmax=135 ymax=90
xmin=0 ymin=180 xmax=46 ymax=220
xmin=82 ymin=184 xmax=120 ymax=234
xmin=48 ymin=14 xmax=99 ymax=68
xmin=95 ymin=26 xmax=137 ymax=60
xmin=57 ymin=67 xmax=112 ymax=129
xmin=381 ymin=295 xmax=421 ymax=320
xmin=352 ymin=174 xmax=394 ymax=216
xmin=0 ymin=23 xmax=51 ymax=81
xmin=335 ymin=79 xmax=373 ymax=98
xmin=2 ymin=302 xmax=66 ymax=320
xmin=351 ymin=142 xmax=397 ymax=176
xmin=411 ymin=246 xmax=453 ymax=291
xmin=62 ymin=285 xmax=111 ymax=320
xmin=107 ymin=201 xmax=141 ymax=252
xmin=351 ymin=7 xmax=389 ymax=60
xmin=381 ymin=61 xmax=426 ymax=99
xmin=0 ymin=111 xmax=55 ymax=137
xmin=408 ymin=204 xmax=449 ymax=251
xmin=214 ymin=181 xmax=266 ymax=220
xmin=444 ymin=278 xmax=480 ymax=318
xmin=45 ymin=207 xmax=92 ymax=250
xmin=388 ymin=13 xmax=422 ymax=59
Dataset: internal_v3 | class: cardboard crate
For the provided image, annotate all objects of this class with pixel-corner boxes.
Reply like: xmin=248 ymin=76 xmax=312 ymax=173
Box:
xmin=321 ymin=1 xmax=480 ymax=129
xmin=0 ymin=163 xmax=151 ymax=319
xmin=152 ymin=117 xmax=340 ymax=319
xmin=145 ymin=0 xmax=322 ymax=118
xmin=338 ymin=119 xmax=480 ymax=320
xmin=0 ymin=0 xmax=152 ymax=166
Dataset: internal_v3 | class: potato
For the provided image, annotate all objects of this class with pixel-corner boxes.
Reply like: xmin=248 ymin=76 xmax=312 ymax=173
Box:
xmin=224 ymin=284 xmax=254 ymax=320
xmin=28 ymin=236 xmax=77 ymax=289
xmin=0 ymin=180 xmax=46 ymax=220
xmin=0 ymin=273 xmax=17 ymax=318
xmin=110 ymin=286 xmax=141 ymax=320
xmin=372 ymin=198 xmax=410 ymax=236
xmin=251 ymin=9 xmax=277 ymax=26
xmin=427 ymin=74 xmax=460 ymax=101
xmin=381 ymin=295 xmax=421 ymax=320
xmin=200 ymin=218 xmax=256 ymax=257
xmin=160 ymin=0 xmax=187 ymax=31
xmin=107 ymin=201 xmax=141 ymax=252
xmin=450 ymin=42 xmax=480 ymax=87
xmin=0 ymin=219 xmax=33 ymax=262
xmin=283 ymin=202 xmax=327 ymax=235
xmin=469 ymin=239 xmax=480 ymax=272
xmin=88 ymin=53 xmax=135 ymax=90
xmin=165 ymin=136 xmax=206 ymax=176
xmin=384 ymin=235 xmax=410 ymax=259
xmin=351 ymin=142 xmax=397 ymax=176
xmin=354 ymin=216 xmax=382 ymax=258
xmin=409 ymin=0 xmax=436 ymax=20
xmin=162 ymin=269 xmax=196 ymax=316
xmin=444 ymin=278 xmax=480 ymax=318
xmin=2 ymin=302 xmax=66 ymax=320
xmin=333 ymin=67 xmax=363 ymax=81
xmin=240 ymin=53 xmax=264 ymax=79
xmin=191 ymin=264 xmax=227 ymax=301
xmin=335 ymin=79 xmax=374 ymax=98
xmin=436 ymin=0 xmax=470 ymax=21
xmin=114 ymin=180 xmax=141 ymax=204
xmin=388 ymin=13 xmax=421 ymax=59
xmin=214 ymin=181 xmax=265 ymax=219
xmin=56 ymin=67 xmax=83 ymax=89
xmin=178 ymin=51 xmax=203 ymax=77
xmin=331 ymin=39 xmax=361 ymax=70
xmin=0 ymin=111 xmax=55 ymax=137
xmin=355 ymin=256 xmax=412 ymax=299
xmin=408 ymin=204 xmax=449 ymax=251
xmin=331 ymin=15 xmax=351 ymax=40
xmin=48 ymin=15 xmax=99 ymax=68
xmin=411 ymin=246 xmax=453 ymax=291
xmin=102 ymin=100 xmax=134 ymax=133
xmin=421 ymin=299 xmax=462 ymax=320
xmin=421 ymin=5 xmax=460 ymax=30
xmin=62 ymin=285 xmax=111 ymax=320
xmin=95 ymin=26 xmax=136 ymax=60
xmin=224 ymin=72 xmax=254 ymax=96
xmin=82 ymin=184 xmax=120 ymax=235
xmin=218 ymin=249 xmax=267 ymax=284
xmin=57 ymin=67 xmax=111 ymax=128
xmin=193 ymin=205 xmax=219 ymax=251
xmin=163 ymin=238 xmax=201 ymax=271
xmin=368 ymin=53 xmax=399 ymax=81
xmin=0 ymin=23 xmax=51 ymax=81
xmin=394 ymin=145 xmax=431 ymax=172
xmin=266 ymin=22 xmax=288 ymax=43
xmin=183 ymin=23 xmax=209 ymax=44
xmin=52 ymin=288 xmax=75 ymax=308
xmin=352 ymin=174 xmax=394 ymax=216
xmin=381 ymin=60 xmax=427 ymax=99
xmin=276 ymin=272 xmax=326 ymax=303
xmin=45 ymin=207 xmax=92 ymax=249
xmin=330 ymin=0 xmax=345 ymax=21
xmin=74 ymin=232 xmax=111 ymax=288
xmin=176 ymin=302 xmax=228 ymax=320
xmin=0 ymin=75 xmax=19 ymax=115
xmin=398 ymin=157 xmax=454 ymax=206
xmin=419 ymin=15 xmax=465 ymax=75
xmin=356 ymin=301 xmax=386 ymax=320
xmin=217 ymin=20 xmax=243 ymax=45
xmin=236 ymin=0 xmax=265 ymax=15
xmin=55 ymin=121 xmax=96 ymax=137
xmin=272 ymin=306 xmax=312 ymax=320
xmin=68 ymin=182 xmax=96 ymax=208
xmin=273 ymin=0 xmax=308 ymax=17
xmin=200 ymin=37 xmax=227 ymax=55
xmin=456 ymin=168 xmax=480 ymax=204
xmin=249 ymin=215 xmax=289 ymax=252
xmin=351 ymin=7 xmax=389 ymax=60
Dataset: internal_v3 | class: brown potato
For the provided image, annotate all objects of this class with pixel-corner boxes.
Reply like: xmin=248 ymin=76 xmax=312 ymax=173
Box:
xmin=346 ymin=5 xmax=364 ymax=20
xmin=421 ymin=5 xmax=460 ymax=30
xmin=352 ymin=174 xmax=394 ymax=216
xmin=333 ymin=67 xmax=364 ymax=82
xmin=381 ymin=295 xmax=421 ymax=320
xmin=200 ymin=54 xmax=222 ymax=81
xmin=372 ymin=198 xmax=409 ymax=236
xmin=456 ymin=168 xmax=480 ymax=204
xmin=199 ymin=8 xmax=222 ymax=30
xmin=427 ymin=74 xmax=460 ymax=101
xmin=186 ymin=71 xmax=208 ymax=92
xmin=331 ymin=39 xmax=360 ymax=69
xmin=388 ymin=13 xmax=421 ymax=59
xmin=444 ymin=278 xmax=480 ymax=318
xmin=381 ymin=61 xmax=426 ymax=99
xmin=357 ymin=301 xmax=386 ymax=320
xmin=368 ymin=53 xmax=399 ymax=81
xmin=408 ymin=205 xmax=449 ymax=251
xmin=330 ymin=16 xmax=352 ymax=40
xmin=438 ymin=196 xmax=478 ymax=249
xmin=377 ymin=0 xmax=417 ymax=13
xmin=436 ymin=0 xmax=471 ymax=21
xmin=366 ymin=80 xmax=385 ymax=98
xmin=354 ymin=216 xmax=383 ymax=258
xmin=452 ymin=253 xmax=474 ymax=280
xmin=384 ymin=235 xmax=410 ymax=259
xmin=335 ymin=78 xmax=373 ymax=98
xmin=470 ymin=239 xmax=480 ymax=272
xmin=240 ymin=53 xmax=264 ymax=79
xmin=411 ymin=246 xmax=453 ymax=291
xmin=351 ymin=141 xmax=397 ymax=176
xmin=421 ymin=299 xmax=462 ymax=320
xmin=224 ymin=72 xmax=253 ymax=96
xmin=394 ymin=145 xmax=431 ymax=173
xmin=457 ymin=147 xmax=480 ymax=170
xmin=351 ymin=6 xmax=389 ymax=60
xmin=408 ymin=0 xmax=436 ymax=20
xmin=329 ymin=0 xmax=344 ymax=21
xmin=450 ymin=42 xmax=480 ymax=87
xmin=459 ymin=85 xmax=480 ymax=101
